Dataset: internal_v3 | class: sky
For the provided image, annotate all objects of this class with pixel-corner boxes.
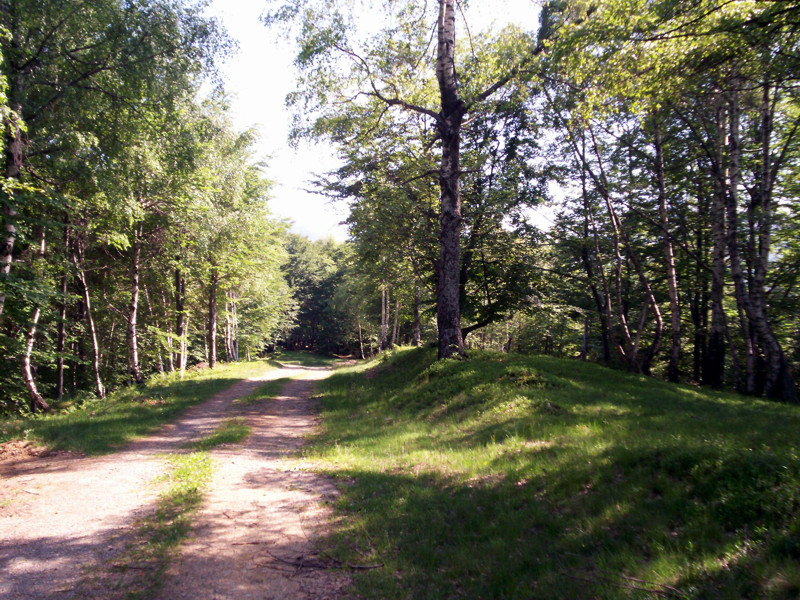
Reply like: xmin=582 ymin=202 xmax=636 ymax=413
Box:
xmin=205 ymin=0 xmax=543 ymax=241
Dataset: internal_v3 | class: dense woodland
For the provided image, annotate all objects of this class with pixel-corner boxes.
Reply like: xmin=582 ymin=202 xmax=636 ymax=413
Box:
xmin=1 ymin=0 xmax=799 ymax=415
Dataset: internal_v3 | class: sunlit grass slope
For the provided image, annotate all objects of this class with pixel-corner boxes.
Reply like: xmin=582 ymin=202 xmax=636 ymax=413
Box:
xmin=0 ymin=360 xmax=276 ymax=455
xmin=307 ymin=347 xmax=800 ymax=599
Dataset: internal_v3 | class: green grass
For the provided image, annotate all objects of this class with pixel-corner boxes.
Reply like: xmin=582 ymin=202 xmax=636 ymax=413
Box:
xmin=184 ymin=418 xmax=251 ymax=450
xmin=306 ymin=347 xmax=800 ymax=599
xmin=234 ymin=377 xmax=294 ymax=406
xmin=0 ymin=360 xmax=276 ymax=455
xmin=271 ymin=349 xmax=348 ymax=368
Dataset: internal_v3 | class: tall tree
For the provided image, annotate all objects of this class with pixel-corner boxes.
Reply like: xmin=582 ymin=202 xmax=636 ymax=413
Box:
xmin=267 ymin=0 xmax=540 ymax=357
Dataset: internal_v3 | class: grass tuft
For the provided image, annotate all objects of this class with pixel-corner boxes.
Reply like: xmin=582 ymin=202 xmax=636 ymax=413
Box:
xmin=184 ymin=418 xmax=250 ymax=450
xmin=307 ymin=347 xmax=800 ymax=600
xmin=234 ymin=377 xmax=294 ymax=406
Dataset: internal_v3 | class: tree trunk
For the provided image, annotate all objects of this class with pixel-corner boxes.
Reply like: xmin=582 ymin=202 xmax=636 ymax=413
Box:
xmin=580 ymin=315 xmax=589 ymax=360
xmin=748 ymin=82 xmax=797 ymax=402
xmin=23 ymin=305 xmax=50 ymax=412
xmin=73 ymin=242 xmax=105 ymax=399
xmin=231 ymin=291 xmax=239 ymax=361
xmin=391 ymin=298 xmax=401 ymax=347
xmin=208 ymin=268 xmax=218 ymax=369
xmin=127 ymin=234 xmax=144 ymax=384
xmin=162 ymin=291 xmax=175 ymax=372
xmin=435 ymin=0 xmax=466 ymax=359
xmin=580 ymin=177 xmax=612 ymax=365
xmin=22 ymin=231 xmax=51 ymax=413
xmin=143 ymin=284 xmax=164 ymax=375
xmin=224 ymin=295 xmax=233 ymax=362
xmin=175 ymin=268 xmax=188 ymax=377
xmin=357 ymin=318 xmax=365 ymax=360
xmin=0 ymin=105 xmax=23 ymax=320
xmin=691 ymin=188 xmax=710 ymax=384
xmin=704 ymin=107 xmax=728 ymax=389
xmin=725 ymin=88 xmax=757 ymax=394
xmin=380 ymin=284 xmax=389 ymax=350
xmin=412 ymin=285 xmax=421 ymax=346
xmin=56 ymin=217 xmax=70 ymax=399
xmin=653 ymin=121 xmax=681 ymax=383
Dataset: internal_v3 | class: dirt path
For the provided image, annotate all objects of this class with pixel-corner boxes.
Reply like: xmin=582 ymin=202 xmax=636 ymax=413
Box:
xmin=0 ymin=364 xmax=348 ymax=600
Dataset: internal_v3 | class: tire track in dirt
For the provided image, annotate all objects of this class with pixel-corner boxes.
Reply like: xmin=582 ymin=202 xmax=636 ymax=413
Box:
xmin=0 ymin=364 xmax=343 ymax=600
xmin=154 ymin=367 xmax=349 ymax=600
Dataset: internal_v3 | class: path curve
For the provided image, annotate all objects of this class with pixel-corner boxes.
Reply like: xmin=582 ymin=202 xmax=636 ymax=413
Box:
xmin=0 ymin=363 xmax=346 ymax=600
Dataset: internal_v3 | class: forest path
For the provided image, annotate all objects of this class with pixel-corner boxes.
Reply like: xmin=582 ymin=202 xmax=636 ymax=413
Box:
xmin=0 ymin=363 xmax=347 ymax=600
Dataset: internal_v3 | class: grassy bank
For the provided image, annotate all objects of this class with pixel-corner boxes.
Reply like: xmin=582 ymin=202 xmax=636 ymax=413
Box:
xmin=307 ymin=348 xmax=800 ymax=599
xmin=0 ymin=360 xmax=275 ymax=455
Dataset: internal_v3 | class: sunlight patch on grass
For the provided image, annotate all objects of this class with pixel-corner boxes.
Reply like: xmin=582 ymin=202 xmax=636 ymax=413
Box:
xmin=303 ymin=347 xmax=800 ymax=600
xmin=234 ymin=377 xmax=293 ymax=406
xmin=184 ymin=418 xmax=250 ymax=451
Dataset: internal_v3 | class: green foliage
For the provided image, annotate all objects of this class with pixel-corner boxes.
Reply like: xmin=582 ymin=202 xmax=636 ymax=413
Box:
xmin=307 ymin=348 xmax=800 ymax=599
xmin=281 ymin=235 xmax=357 ymax=354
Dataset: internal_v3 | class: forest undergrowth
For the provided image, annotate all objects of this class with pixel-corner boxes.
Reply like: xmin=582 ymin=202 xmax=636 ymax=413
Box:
xmin=305 ymin=348 xmax=800 ymax=599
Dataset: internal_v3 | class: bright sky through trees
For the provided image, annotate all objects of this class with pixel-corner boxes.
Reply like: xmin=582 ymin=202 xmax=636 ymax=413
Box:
xmin=205 ymin=0 xmax=542 ymax=240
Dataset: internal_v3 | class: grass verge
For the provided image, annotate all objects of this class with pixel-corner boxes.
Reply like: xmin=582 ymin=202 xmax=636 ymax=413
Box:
xmin=0 ymin=360 xmax=275 ymax=455
xmin=307 ymin=347 xmax=800 ymax=599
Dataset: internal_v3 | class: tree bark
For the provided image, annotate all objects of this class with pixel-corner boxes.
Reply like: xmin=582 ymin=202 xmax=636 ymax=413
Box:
xmin=747 ymin=81 xmax=797 ymax=402
xmin=722 ymin=86 xmax=757 ymax=394
xmin=143 ymin=284 xmax=164 ymax=375
xmin=357 ymin=318 xmax=365 ymax=359
xmin=56 ymin=217 xmax=71 ymax=399
xmin=224 ymin=295 xmax=233 ymax=362
xmin=391 ymin=298 xmax=401 ymax=347
xmin=380 ymin=283 xmax=389 ymax=350
xmin=704 ymin=107 xmax=728 ymax=389
xmin=22 ymin=304 xmax=50 ymax=412
xmin=435 ymin=0 xmax=466 ymax=358
xmin=73 ymin=241 xmax=105 ymax=399
xmin=22 ymin=231 xmax=51 ymax=413
xmin=231 ymin=291 xmax=239 ymax=361
xmin=690 ymin=204 xmax=710 ymax=384
xmin=162 ymin=290 xmax=175 ymax=372
xmin=175 ymin=268 xmax=188 ymax=377
xmin=579 ymin=142 xmax=612 ymax=365
xmin=127 ymin=233 xmax=144 ymax=384
xmin=412 ymin=284 xmax=421 ymax=346
xmin=653 ymin=121 xmax=681 ymax=383
xmin=0 ymin=105 xmax=23 ymax=319
xmin=208 ymin=268 xmax=218 ymax=369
